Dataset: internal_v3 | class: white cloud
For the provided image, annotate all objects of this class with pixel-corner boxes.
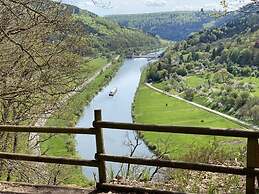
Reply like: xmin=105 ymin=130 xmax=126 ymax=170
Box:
xmin=61 ymin=0 xmax=252 ymax=15
xmin=144 ymin=0 xmax=167 ymax=7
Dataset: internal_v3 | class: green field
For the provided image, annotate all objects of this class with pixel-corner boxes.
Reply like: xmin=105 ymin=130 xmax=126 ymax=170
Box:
xmin=76 ymin=57 xmax=108 ymax=82
xmin=184 ymin=75 xmax=259 ymax=98
xmin=40 ymin=57 xmax=121 ymax=186
xmin=134 ymin=85 xmax=244 ymax=159
xmin=185 ymin=75 xmax=206 ymax=88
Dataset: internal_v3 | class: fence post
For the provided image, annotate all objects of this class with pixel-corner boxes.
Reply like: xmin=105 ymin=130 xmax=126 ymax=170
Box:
xmin=246 ymin=137 xmax=257 ymax=194
xmin=94 ymin=109 xmax=106 ymax=185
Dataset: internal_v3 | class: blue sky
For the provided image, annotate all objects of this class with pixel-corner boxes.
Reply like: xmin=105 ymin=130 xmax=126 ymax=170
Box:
xmin=62 ymin=0 xmax=251 ymax=15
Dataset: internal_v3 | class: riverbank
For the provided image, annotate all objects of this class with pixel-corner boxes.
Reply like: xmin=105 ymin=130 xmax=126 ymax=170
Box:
xmin=40 ymin=56 xmax=122 ymax=186
xmin=133 ymin=76 xmax=245 ymax=159
xmin=146 ymin=83 xmax=255 ymax=130
xmin=76 ymin=57 xmax=154 ymax=179
xmin=133 ymin=80 xmax=247 ymax=192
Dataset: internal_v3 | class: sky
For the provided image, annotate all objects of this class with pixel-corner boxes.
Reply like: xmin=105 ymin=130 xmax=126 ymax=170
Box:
xmin=62 ymin=0 xmax=251 ymax=16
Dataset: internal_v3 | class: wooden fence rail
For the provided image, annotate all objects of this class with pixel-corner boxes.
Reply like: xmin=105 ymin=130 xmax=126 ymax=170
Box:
xmin=0 ymin=152 xmax=98 ymax=167
xmin=0 ymin=109 xmax=258 ymax=194
xmin=93 ymin=121 xmax=259 ymax=138
xmin=0 ymin=125 xmax=96 ymax=134
xmin=98 ymin=154 xmax=259 ymax=176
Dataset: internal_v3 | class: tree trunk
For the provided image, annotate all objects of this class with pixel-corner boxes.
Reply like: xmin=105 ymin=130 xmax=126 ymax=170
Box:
xmin=6 ymin=133 xmax=18 ymax=181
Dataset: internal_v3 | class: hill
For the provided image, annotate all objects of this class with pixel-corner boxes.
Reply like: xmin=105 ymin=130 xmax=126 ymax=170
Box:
xmin=106 ymin=11 xmax=215 ymax=41
xmin=65 ymin=4 xmax=161 ymax=56
xmin=145 ymin=3 xmax=259 ymax=125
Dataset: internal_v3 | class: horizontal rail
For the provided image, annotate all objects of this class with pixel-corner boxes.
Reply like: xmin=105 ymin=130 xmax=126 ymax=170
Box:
xmin=98 ymin=154 xmax=259 ymax=176
xmin=0 ymin=125 xmax=96 ymax=135
xmin=94 ymin=121 xmax=259 ymax=138
xmin=97 ymin=183 xmax=184 ymax=194
xmin=0 ymin=152 xmax=98 ymax=167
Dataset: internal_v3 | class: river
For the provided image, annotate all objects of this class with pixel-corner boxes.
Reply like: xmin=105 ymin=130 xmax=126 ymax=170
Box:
xmin=76 ymin=57 xmax=156 ymax=179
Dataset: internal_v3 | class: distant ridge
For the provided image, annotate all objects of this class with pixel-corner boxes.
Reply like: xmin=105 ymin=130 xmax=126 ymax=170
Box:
xmin=61 ymin=3 xmax=161 ymax=56
xmin=106 ymin=11 xmax=215 ymax=41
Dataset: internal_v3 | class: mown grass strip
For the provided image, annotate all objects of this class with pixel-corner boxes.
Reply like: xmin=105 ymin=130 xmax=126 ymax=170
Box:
xmin=133 ymin=83 xmax=245 ymax=159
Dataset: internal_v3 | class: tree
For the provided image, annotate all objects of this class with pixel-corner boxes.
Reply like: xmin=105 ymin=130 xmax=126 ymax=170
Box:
xmin=213 ymin=69 xmax=233 ymax=83
xmin=251 ymin=105 xmax=259 ymax=123
xmin=254 ymin=52 xmax=259 ymax=66
xmin=241 ymin=66 xmax=252 ymax=76
xmin=220 ymin=0 xmax=258 ymax=13
xmin=238 ymin=48 xmax=252 ymax=66
xmin=229 ymin=48 xmax=240 ymax=63
xmin=184 ymin=88 xmax=196 ymax=101
xmin=0 ymin=0 xmax=84 ymax=181
xmin=176 ymin=67 xmax=187 ymax=76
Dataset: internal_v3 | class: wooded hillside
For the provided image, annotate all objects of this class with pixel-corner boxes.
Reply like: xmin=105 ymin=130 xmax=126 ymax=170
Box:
xmin=66 ymin=4 xmax=161 ymax=56
xmin=146 ymin=3 xmax=259 ymax=125
xmin=106 ymin=11 xmax=215 ymax=41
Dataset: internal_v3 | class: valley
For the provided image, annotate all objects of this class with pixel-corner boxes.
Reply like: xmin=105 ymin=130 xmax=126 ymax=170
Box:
xmin=0 ymin=0 xmax=259 ymax=193
xmin=106 ymin=11 xmax=215 ymax=41
xmin=0 ymin=0 xmax=161 ymax=186
xmin=145 ymin=4 xmax=259 ymax=128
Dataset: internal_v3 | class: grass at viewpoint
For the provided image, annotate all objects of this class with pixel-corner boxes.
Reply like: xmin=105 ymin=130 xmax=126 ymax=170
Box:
xmin=134 ymin=83 xmax=245 ymax=160
xmin=40 ymin=56 xmax=122 ymax=186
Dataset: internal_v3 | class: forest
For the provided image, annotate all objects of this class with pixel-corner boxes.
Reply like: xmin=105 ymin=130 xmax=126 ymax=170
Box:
xmin=106 ymin=11 xmax=215 ymax=41
xmin=70 ymin=5 xmax=161 ymax=56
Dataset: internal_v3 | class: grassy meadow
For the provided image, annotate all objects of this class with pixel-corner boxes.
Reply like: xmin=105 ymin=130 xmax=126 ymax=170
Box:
xmin=185 ymin=75 xmax=206 ymax=88
xmin=76 ymin=57 xmax=108 ymax=81
xmin=134 ymin=84 xmax=245 ymax=159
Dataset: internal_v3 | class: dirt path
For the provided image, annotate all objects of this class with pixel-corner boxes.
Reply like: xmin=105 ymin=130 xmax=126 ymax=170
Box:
xmin=146 ymin=83 xmax=259 ymax=130
xmin=0 ymin=181 xmax=100 ymax=194
xmin=29 ymin=56 xmax=120 ymax=155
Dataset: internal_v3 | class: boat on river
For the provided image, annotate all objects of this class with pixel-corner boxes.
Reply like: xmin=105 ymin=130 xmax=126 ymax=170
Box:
xmin=109 ymin=88 xmax=118 ymax=96
xmin=76 ymin=54 xmax=158 ymax=179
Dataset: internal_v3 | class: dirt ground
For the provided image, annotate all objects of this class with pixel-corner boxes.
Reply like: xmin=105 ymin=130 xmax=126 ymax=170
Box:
xmin=0 ymin=181 xmax=109 ymax=194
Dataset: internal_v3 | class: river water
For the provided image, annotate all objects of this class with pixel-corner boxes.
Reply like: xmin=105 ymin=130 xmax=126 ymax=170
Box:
xmin=76 ymin=57 xmax=155 ymax=179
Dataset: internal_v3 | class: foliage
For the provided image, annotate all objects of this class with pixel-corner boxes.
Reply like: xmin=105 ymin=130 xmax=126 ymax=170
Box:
xmin=0 ymin=0 xmax=160 ymax=185
xmin=167 ymin=142 xmax=246 ymax=193
xmin=71 ymin=6 xmax=161 ymax=55
xmin=133 ymin=82 xmax=246 ymax=192
xmin=145 ymin=3 xmax=259 ymax=125
xmin=183 ymin=88 xmax=196 ymax=101
xmin=0 ymin=0 xmax=90 ymax=183
xmin=40 ymin=58 xmax=121 ymax=186
xmin=106 ymin=11 xmax=215 ymax=41
xmin=134 ymin=85 xmax=244 ymax=159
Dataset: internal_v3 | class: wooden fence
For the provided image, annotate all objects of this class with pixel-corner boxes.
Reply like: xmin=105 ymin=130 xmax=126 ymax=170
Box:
xmin=0 ymin=109 xmax=259 ymax=194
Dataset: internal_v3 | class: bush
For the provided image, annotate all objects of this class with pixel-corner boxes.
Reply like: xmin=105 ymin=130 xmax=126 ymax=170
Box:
xmin=184 ymin=88 xmax=196 ymax=101
xmin=176 ymin=67 xmax=188 ymax=76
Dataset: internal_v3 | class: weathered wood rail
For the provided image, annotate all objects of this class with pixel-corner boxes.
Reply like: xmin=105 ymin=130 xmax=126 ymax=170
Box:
xmin=0 ymin=109 xmax=259 ymax=193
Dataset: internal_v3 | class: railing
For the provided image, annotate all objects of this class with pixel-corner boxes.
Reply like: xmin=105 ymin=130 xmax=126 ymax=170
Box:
xmin=0 ymin=109 xmax=259 ymax=194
